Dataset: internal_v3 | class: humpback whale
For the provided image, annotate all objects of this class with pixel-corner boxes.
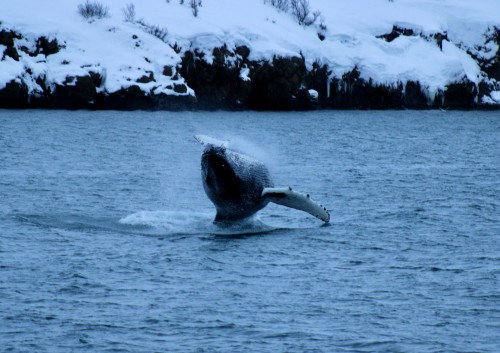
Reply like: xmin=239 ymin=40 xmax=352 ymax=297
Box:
xmin=196 ymin=135 xmax=330 ymax=223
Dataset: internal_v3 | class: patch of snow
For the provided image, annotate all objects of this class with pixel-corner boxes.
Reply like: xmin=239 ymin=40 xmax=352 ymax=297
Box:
xmin=483 ymin=91 xmax=500 ymax=104
xmin=240 ymin=67 xmax=251 ymax=82
xmin=0 ymin=56 xmax=24 ymax=90
xmin=308 ymin=89 xmax=319 ymax=100
xmin=0 ymin=0 xmax=499 ymax=100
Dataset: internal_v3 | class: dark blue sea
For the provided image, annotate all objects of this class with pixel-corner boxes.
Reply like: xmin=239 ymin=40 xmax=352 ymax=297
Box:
xmin=1 ymin=110 xmax=498 ymax=353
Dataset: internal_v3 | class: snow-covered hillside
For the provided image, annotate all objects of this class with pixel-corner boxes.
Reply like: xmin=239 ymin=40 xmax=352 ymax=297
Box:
xmin=1 ymin=0 xmax=499 ymax=109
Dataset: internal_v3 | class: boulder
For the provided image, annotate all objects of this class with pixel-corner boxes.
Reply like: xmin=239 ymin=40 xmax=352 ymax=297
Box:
xmin=36 ymin=36 xmax=61 ymax=56
xmin=136 ymin=71 xmax=155 ymax=84
xmin=0 ymin=29 xmax=21 ymax=61
xmin=0 ymin=29 xmax=20 ymax=47
xmin=162 ymin=65 xmax=174 ymax=76
xmin=173 ymin=83 xmax=188 ymax=94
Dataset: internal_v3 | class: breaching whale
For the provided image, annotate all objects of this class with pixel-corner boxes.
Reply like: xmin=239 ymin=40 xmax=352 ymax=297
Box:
xmin=196 ymin=135 xmax=330 ymax=223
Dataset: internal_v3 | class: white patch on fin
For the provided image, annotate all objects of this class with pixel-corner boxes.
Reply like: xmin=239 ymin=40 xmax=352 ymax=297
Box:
xmin=194 ymin=134 xmax=229 ymax=147
xmin=262 ymin=187 xmax=330 ymax=223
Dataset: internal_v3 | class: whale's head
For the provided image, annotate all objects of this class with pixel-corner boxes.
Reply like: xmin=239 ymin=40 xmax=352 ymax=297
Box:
xmin=201 ymin=146 xmax=238 ymax=197
xmin=200 ymin=145 xmax=273 ymax=221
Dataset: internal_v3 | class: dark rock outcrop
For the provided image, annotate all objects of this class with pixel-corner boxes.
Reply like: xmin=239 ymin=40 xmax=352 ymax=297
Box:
xmin=0 ymin=29 xmax=21 ymax=61
xmin=136 ymin=71 xmax=155 ymax=84
xmin=0 ymin=80 xmax=28 ymax=108
xmin=48 ymin=74 xmax=102 ymax=109
xmin=180 ymin=45 xmax=315 ymax=110
xmin=246 ymin=56 xmax=309 ymax=110
xmin=0 ymin=30 xmax=20 ymax=47
xmin=35 ymin=36 xmax=62 ymax=56
xmin=180 ymin=45 xmax=252 ymax=110
xmin=443 ymin=80 xmax=478 ymax=109
xmin=326 ymin=68 xmax=407 ymax=109
xmin=404 ymin=81 xmax=430 ymax=109
xmin=484 ymin=28 xmax=500 ymax=81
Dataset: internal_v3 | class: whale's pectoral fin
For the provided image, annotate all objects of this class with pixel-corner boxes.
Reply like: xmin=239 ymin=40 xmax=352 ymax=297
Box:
xmin=262 ymin=187 xmax=330 ymax=223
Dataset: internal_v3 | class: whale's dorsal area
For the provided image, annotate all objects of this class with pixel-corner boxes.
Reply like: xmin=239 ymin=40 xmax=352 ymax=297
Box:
xmin=262 ymin=187 xmax=330 ymax=223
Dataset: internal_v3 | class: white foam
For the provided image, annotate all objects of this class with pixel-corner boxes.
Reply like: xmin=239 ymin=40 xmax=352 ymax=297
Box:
xmin=119 ymin=210 xmax=279 ymax=236
xmin=119 ymin=210 xmax=212 ymax=234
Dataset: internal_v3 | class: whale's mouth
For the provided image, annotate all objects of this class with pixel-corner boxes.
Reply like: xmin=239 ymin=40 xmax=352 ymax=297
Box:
xmin=201 ymin=146 xmax=226 ymax=169
xmin=201 ymin=146 xmax=239 ymax=200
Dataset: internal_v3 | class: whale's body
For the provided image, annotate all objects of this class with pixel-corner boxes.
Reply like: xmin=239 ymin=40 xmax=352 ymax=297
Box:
xmin=202 ymin=145 xmax=272 ymax=221
xmin=197 ymin=135 xmax=330 ymax=223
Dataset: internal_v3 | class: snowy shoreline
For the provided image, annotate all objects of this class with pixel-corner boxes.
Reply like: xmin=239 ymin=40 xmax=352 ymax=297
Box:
xmin=1 ymin=0 xmax=499 ymax=110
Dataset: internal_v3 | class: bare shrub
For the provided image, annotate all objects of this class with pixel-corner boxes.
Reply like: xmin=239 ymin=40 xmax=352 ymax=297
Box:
xmin=122 ymin=3 xmax=136 ymax=23
xmin=265 ymin=0 xmax=319 ymax=26
xmin=266 ymin=0 xmax=289 ymax=12
xmin=149 ymin=25 xmax=168 ymax=41
xmin=190 ymin=0 xmax=202 ymax=17
xmin=290 ymin=0 xmax=319 ymax=26
xmin=138 ymin=20 xmax=168 ymax=42
xmin=77 ymin=0 xmax=110 ymax=20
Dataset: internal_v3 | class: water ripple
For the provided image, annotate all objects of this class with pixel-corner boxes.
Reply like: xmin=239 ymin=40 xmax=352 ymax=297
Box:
xmin=0 ymin=110 xmax=498 ymax=353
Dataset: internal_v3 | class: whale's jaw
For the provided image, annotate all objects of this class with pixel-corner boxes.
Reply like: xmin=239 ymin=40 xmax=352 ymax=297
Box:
xmin=201 ymin=146 xmax=239 ymax=203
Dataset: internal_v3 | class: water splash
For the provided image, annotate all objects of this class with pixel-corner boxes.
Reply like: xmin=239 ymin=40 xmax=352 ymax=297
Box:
xmin=119 ymin=210 xmax=211 ymax=235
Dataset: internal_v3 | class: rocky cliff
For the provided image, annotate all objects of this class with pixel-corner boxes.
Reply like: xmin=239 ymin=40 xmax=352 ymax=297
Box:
xmin=1 ymin=0 xmax=499 ymax=110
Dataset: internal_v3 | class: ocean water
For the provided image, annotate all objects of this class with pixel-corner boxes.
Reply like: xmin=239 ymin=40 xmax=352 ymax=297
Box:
xmin=0 ymin=110 xmax=498 ymax=353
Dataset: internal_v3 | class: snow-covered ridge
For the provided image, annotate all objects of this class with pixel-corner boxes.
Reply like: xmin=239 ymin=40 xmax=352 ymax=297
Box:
xmin=1 ymin=0 xmax=499 ymax=109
